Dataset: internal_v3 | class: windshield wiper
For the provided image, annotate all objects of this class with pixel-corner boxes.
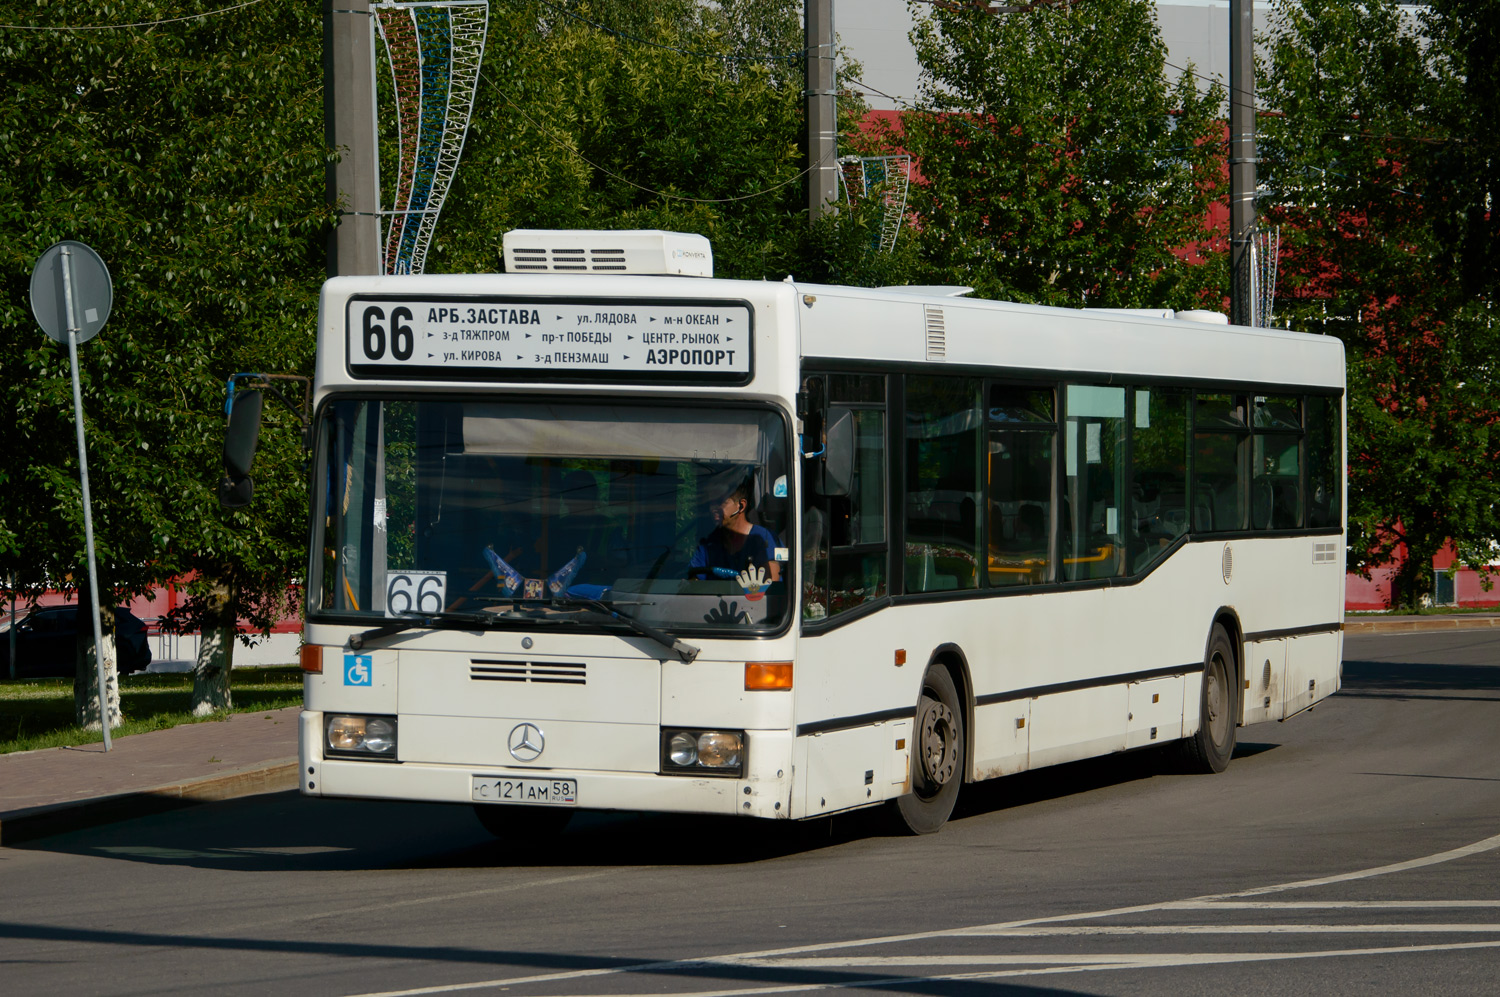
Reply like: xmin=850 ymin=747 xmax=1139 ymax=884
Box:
xmin=350 ymin=610 xmax=500 ymax=650
xmin=551 ymin=597 xmax=700 ymax=664
xmin=350 ymin=603 xmax=700 ymax=665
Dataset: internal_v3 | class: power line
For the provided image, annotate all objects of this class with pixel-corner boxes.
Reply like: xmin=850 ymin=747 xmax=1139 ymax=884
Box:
xmin=0 ymin=0 xmax=270 ymax=31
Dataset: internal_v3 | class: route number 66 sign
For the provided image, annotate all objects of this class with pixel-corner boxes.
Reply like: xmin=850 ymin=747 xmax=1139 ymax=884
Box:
xmin=385 ymin=571 xmax=447 ymax=617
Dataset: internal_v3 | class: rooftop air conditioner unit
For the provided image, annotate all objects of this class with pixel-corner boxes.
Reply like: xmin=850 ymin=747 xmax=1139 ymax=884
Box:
xmin=502 ymin=229 xmax=713 ymax=278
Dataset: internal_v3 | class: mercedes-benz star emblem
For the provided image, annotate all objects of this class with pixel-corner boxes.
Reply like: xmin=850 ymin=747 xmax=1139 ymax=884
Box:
xmin=508 ymin=723 xmax=545 ymax=762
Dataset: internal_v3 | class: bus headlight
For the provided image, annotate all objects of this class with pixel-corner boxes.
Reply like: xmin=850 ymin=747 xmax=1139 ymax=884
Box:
xmin=667 ymin=732 xmax=698 ymax=767
xmin=661 ymin=728 xmax=744 ymax=777
xmin=325 ymin=714 xmax=399 ymax=760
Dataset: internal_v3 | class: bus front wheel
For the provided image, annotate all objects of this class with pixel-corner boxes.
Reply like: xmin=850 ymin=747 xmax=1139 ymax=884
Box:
xmin=1181 ymin=623 xmax=1237 ymax=774
xmin=473 ymin=803 xmax=573 ymax=840
xmin=895 ymin=664 xmax=965 ymax=834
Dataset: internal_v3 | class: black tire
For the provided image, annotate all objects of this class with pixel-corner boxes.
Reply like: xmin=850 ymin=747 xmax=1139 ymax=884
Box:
xmin=472 ymin=804 xmax=573 ymax=839
xmin=1181 ymin=623 xmax=1237 ymax=773
xmin=894 ymin=664 xmax=965 ymax=834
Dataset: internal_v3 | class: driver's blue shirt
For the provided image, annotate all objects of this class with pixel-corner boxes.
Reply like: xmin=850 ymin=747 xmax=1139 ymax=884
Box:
xmin=690 ymin=524 xmax=779 ymax=576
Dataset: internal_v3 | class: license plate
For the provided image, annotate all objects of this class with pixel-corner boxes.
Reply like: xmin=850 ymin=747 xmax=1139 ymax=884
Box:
xmin=471 ymin=775 xmax=578 ymax=806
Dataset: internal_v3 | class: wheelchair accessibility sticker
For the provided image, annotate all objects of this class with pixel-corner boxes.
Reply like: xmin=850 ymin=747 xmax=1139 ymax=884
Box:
xmin=344 ymin=654 xmax=373 ymax=686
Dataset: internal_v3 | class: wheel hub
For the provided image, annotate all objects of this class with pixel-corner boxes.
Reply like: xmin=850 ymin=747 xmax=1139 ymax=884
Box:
xmin=918 ymin=696 xmax=957 ymax=789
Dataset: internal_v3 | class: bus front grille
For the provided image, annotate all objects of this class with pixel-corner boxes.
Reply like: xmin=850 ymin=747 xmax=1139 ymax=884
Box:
xmin=470 ymin=659 xmax=587 ymax=685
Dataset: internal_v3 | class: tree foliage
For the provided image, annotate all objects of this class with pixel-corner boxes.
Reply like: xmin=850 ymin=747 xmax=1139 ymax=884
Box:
xmin=1260 ymin=0 xmax=1500 ymax=607
xmin=0 ymin=0 xmax=330 ymax=716
xmin=898 ymin=0 xmax=1227 ymax=307
xmin=428 ymin=0 xmax=835 ymax=281
xmin=0 ymin=0 xmax=888 ymax=718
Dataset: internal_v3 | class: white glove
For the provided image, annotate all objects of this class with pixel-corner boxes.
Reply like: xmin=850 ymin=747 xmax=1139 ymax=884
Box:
xmin=737 ymin=565 xmax=770 ymax=593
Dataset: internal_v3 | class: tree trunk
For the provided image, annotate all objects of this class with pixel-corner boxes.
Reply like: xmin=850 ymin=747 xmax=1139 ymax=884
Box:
xmin=191 ymin=582 xmax=234 ymax=716
xmin=74 ymin=602 xmax=122 ymax=731
xmin=1392 ymin=542 xmax=1435 ymax=612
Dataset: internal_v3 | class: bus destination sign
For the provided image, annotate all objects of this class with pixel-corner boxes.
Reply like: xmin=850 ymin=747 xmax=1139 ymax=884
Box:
xmin=346 ymin=297 xmax=752 ymax=380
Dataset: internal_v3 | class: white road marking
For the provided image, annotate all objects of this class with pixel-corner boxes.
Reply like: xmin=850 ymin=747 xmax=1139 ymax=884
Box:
xmin=1169 ymin=900 xmax=1500 ymax=910
xmin=1212 ymin=830 xmax=1500 ymax=898
xmin=343 ymin=829 xmax=1500 ymax=997
xmin=788 ymin=924 xmax=1500 ymax=942
xmin=383 ymin=942 xmax=1500 ymax=997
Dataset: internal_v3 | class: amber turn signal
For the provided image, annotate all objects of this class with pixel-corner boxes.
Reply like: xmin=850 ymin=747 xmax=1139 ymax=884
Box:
xmin=745 ymin=661 xmax=793 ymax=690
xmin=299 ymin=643 xmax=323 ymax=674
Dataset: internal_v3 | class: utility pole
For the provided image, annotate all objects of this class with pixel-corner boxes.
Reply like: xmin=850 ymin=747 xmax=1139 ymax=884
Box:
xmin=1228 ymin=0 xmax=1256 ymax=326
xmin=324 ymin=0 xmax=382 ymax=276
xmin=805 ymin=0 xmax=838 ymax=222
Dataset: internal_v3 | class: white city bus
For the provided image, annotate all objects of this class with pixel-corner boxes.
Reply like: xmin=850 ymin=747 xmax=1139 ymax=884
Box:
xmin=285 ymin=229 xmax=1345 ymax=836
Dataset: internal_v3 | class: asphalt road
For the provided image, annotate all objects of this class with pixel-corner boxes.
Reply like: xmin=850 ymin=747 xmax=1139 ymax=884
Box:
xmin=3 ymin=630 xmax=1498 ymax=997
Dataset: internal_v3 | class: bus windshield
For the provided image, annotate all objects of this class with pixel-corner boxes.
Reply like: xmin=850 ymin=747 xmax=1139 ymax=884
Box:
xmin=309 ymin=398 xmax=793 ymax=633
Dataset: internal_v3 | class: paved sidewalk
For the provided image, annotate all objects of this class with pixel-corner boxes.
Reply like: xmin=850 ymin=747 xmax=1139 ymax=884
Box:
xmin=0 ymin=706 xmax=298 ymax=846
xmin=1 ymin=613 xmax=1496 ymax=846
xmin=1342 ymin=613 xmax=1500 ymax=635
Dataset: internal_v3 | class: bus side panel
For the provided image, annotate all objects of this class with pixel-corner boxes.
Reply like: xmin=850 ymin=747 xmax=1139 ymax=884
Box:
xmin=797 ymin=720 xmax=913 ymax=818
xmin=1028 ymin=685 xmax=1128 ymax=770
xmin=1126 ymin=675 xmax=1186 ymax=749
xmin=1284 ymin=631 xmax=1341 ymax=717
xmin=972 ymin=700 xmax=1029 ymax=780
xmin=795 ymin=611 xmax=924 ymax=817
xmin=1241 ymin=638 xmax=1286 ymax=725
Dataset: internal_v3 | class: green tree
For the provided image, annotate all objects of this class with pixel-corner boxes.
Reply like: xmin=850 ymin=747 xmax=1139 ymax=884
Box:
xmin=0 ymin=0 xmax=330 ymax=719
xmin=899 ymin=0 xmax=1227 ymax=308
xmin=1260 ymin=0 xmax=1500 ymax=608
xmin=424 ymin=1 xmax=887 ymax=284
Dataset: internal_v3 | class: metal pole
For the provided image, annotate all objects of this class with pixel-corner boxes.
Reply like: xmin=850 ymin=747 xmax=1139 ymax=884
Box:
xmin=61 ymin=247 xmax=112 ymax=751
xmin=805 ymin=0 xmax=838 ymax=221
xmin=325 ymin=0 xmax=382 ymax=276
xmin=1228 ymin=0 xmax=1256 ymax=326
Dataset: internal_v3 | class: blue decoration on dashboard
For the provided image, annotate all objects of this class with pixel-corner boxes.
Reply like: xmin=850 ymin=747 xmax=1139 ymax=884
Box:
xmin=483 ymin=545 xmax=523 ymax=596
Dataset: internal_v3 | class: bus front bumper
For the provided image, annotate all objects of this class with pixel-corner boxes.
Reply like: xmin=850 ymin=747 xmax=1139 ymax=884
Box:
xmin=299 ymin=710 xmax=795 ymax=819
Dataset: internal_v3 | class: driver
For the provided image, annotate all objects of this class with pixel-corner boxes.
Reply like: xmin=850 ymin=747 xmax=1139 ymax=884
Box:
xmin=690 ymin=479 xmax=781 ymax=582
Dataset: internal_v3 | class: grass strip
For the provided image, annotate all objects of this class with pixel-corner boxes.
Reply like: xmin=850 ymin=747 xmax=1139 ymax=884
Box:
xmin=0 ymin=667 xmax=302 ymax=755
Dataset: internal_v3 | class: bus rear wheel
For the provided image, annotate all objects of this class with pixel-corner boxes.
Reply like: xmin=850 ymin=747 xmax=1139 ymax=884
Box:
xmin=1180 ymin=623 xmax=1237 ymax=773
xmin=895 ymin=664 xmax=964 ymax=834
xmin=473 ymin=803 xmax=573 ymax=840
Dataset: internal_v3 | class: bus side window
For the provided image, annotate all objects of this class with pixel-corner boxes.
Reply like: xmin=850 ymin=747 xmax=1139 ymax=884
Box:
xmin=803 ymin=374 xmax=887 ymax=621
xmin=905 ymin=376 xmax=982 ymax=593
xmin=1250 ymin=394 xmax=1303 ymax=531
xmin=1305 ymin=394 xmax=1342 ymax=530
xmin=1193 ymin=393 xmax=1249 ymax=532
xmin=986 ymin=383 xmax=1055 ymax=587
xmin=1063 ymin=385 xmax=1127 ymax=580
xmin=1129 ymin=388 xmax=1189 ymax=573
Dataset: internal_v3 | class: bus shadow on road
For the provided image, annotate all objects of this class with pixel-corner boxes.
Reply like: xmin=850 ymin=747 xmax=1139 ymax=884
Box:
xmin=23 ymin=791 xmax=880 ymax=871
xmin=1338 ymin=659 xmax=1500 ymax=701
xmin=941 ymin=740 xmax=1278 ymax=828
xmin=26 ymin=750 xmax=1289 ymax=872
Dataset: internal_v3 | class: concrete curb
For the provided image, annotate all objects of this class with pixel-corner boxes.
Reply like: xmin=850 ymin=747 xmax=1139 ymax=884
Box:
xmin=0 ymin=758 xmax=297 ymax=847
xmin=1344 ymin=616 xmax=1500 ymax=636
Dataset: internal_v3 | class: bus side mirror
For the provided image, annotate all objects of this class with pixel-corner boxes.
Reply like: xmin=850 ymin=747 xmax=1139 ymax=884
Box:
xmin=820 ymin=407 xmax=855 ymax=498
xmin=220 ymin=390 xmax=264 ymax=509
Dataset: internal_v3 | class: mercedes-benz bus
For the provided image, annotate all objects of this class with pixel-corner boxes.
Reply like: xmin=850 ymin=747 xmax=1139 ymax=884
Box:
xmin=255 ymin=229 xmax=1344 ymax=836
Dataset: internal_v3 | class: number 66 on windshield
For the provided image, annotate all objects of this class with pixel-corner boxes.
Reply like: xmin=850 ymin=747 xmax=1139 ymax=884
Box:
xmin=385 ymin=571 xmax=447 ymax=617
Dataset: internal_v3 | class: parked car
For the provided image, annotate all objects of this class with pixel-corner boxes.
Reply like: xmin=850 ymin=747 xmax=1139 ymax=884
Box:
xmin=0 ymin=606 xmax=152 ymax=679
